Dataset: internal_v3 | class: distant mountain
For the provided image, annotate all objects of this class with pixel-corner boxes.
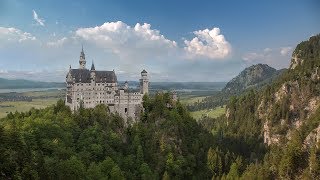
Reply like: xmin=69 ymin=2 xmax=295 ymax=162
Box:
xmin=0 ymin=78 xmax=64 ymax=89
xmin=222 ymin=64 xmax=285 ymax=95
xmin=187 ymin=64 xmax=284 ymax=111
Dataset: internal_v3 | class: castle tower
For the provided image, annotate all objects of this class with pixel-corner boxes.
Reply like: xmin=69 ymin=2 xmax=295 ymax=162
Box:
xmin=79 ymin=45 xmax=86 ymax=69
xmin=66 ymin=65 xmax=73 ymax=83
xmin=124 ymin=81 xmax=129 ymax=90
xmin=140 ymin=69 xmax=149 ymax=95
xmin=90 ymin=61 xmax=96 ymax=83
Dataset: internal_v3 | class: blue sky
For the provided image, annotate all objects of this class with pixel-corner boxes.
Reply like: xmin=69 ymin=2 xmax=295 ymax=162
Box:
xmin=0 ymin=0 xmax=319 ymax=82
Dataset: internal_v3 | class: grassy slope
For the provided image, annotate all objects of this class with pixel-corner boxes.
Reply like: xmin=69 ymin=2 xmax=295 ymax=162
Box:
xmin=0 ymin=90 xmax=64 ymax=118
xmin=179 ymin=96 xmax=207 ymax=105
xmin=190 ymin=106 xmax=226 ymax=120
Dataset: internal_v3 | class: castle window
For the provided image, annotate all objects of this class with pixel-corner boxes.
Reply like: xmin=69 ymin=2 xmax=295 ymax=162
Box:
xmin=125 ymin=108 xmax=128 ymax=113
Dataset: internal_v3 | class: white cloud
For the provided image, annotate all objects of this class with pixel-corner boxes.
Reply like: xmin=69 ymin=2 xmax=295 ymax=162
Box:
xmin=184 ymin=27 xmax=231 ymax=59
xmin=75 ymin=21 xmax=177 ymax=60
xmin=242 ymin=52 xmax=266 ymax=62
xmin=0 ymin=27 xmax=36 ymax=42
xmin=263 ymin=48 xmax=272 ymax=53
xmin=47 ymin=37 xmax=68 ymax=47
xmin=0 ymin=69 xmax=8 ymax=74
xmin=32 ymin=10 xmax=45 ymax=26
xmin=242 ymin=47 xmax=291 ymax=68
xmin=280 ymin=46 xmax=292 ymax=56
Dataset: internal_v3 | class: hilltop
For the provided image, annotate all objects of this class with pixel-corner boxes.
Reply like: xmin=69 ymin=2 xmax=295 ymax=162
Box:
xmin=223 ymin=64 xmax=285 ymax=96
xmin=187 ymin=64 xmax=284 ymax=111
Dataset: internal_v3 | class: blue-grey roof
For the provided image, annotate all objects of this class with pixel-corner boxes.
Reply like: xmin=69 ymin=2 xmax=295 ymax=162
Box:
xmin=67 ymin=69 xmax=117 ymax=83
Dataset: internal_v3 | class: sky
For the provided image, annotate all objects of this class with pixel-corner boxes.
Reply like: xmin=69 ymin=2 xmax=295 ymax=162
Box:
xmin=0 ymin=0 xmax=319 ymax=82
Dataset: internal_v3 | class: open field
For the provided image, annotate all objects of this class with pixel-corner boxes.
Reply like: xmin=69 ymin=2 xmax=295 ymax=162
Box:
xmin=21 ymin=89 xmax=65 ymax=98
xmin=180 ymin=96 xmax=207 ymax=105
xmin=190 ymin=106 xmax=226 ymax=120
xmin=0 ymin=98 xmax=60 ymax=118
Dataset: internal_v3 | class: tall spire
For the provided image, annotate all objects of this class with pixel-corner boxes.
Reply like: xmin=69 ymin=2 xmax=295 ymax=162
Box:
xmin=80 ymin=45 xmax=85 ymax=58
xmin=91 ymin=60 xmax=95 ymax=71
xmin=79 ymin=45 xmax=86 ymax=69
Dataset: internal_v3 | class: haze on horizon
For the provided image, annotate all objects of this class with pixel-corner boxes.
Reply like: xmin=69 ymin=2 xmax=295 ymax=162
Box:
xmin=0 ymin=0 xmax=319 ymax=82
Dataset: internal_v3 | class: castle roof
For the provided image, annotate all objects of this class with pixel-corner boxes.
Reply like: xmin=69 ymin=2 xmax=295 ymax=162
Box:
xmin=141 ymin=69 xmax=147 ymax=73
xmin=68 ymin=69 xmax=117 ymax=83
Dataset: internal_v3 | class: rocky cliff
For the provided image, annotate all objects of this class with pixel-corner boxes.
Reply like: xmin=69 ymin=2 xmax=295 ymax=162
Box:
xmin=225 ymin=34 xmax=320 ymax=147
xmin=259 ymin=35 xmax=320 ymax=146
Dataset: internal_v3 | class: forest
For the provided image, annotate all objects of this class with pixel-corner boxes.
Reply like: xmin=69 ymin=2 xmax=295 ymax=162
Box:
xmin=1 ymin=34 xmax=320 ymax=179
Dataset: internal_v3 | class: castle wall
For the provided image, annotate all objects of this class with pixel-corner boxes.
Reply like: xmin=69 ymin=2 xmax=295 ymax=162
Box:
xmin=65 ymin=49 xmax=148 ymax=123
xmin=66 ymin=81 xmax=144 ymax=123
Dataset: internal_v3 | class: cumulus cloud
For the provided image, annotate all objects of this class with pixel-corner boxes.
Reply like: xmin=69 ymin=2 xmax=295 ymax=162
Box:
xmin=280 ymin=46 xmax=292 ymax=56
xmin=47 ymin=37 xmax=68 ymax=47
xmin=0 ymin=27 xmax=36 ymax=42
xmin=75 ymin=21 xmax=177 ymax=59
xmin=184 ymin=28 xmax=231 ymax=59
xmin=33 ymin=10 xmax=45 ymax=26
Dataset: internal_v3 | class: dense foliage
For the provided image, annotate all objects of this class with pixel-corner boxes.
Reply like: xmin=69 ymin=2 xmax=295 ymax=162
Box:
xmin=198 ymin=34 xmax=320 ymax=179
xmin=0 ymin=94 xmax=218 ymax=179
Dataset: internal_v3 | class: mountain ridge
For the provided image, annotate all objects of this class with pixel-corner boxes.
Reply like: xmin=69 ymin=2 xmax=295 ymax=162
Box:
xmin=0 ymin=78 xmax=65 ymax=89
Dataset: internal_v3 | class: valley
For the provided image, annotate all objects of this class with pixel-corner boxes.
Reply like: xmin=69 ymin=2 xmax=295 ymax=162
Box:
xmin=0 ymin=1 xmax=319 ymax=179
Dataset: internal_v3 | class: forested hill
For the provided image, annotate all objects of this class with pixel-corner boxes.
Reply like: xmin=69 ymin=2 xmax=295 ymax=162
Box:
xmin=218 ymin=34 xmax=320 ymax=179
xmin=222 ymin=64 xmax=285 ymax=96
xmin=0 ymin=94 xmax=216 ymax=179
xmin=0 ymin=78 xmax=64 ymax=89
xmin=187 ymin=64 xmax=284 ymax=111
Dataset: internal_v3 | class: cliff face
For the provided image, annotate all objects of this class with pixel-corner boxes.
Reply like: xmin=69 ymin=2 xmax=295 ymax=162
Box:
xmin=259 ymin=35 xmax=320 ymax=146
xmin=225 ymin=34 xmax=320 ymax=147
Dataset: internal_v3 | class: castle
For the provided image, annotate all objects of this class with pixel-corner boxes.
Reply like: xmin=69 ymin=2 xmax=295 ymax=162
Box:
xmin=65 ymin=47 xmax=149 ymax=121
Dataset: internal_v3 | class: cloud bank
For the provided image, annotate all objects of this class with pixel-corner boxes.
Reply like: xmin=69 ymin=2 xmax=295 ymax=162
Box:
xmin=75 ymin=22 xmax=231 ymax=61
xmin=75 ymin=21 xmax=177 ymax=59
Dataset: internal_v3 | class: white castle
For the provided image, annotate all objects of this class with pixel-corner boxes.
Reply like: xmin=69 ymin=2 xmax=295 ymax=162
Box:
xmin=65 ymin=47 xmax=149 ymax=121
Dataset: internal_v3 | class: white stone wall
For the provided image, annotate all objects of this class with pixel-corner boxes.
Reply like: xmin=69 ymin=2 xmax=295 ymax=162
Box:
xmin=66 ymin=81 xmax=143 ymax=122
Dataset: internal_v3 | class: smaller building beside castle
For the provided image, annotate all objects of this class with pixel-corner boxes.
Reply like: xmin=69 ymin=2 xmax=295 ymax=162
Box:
xmin=65 ymin=47 xmax=149 ymax=122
